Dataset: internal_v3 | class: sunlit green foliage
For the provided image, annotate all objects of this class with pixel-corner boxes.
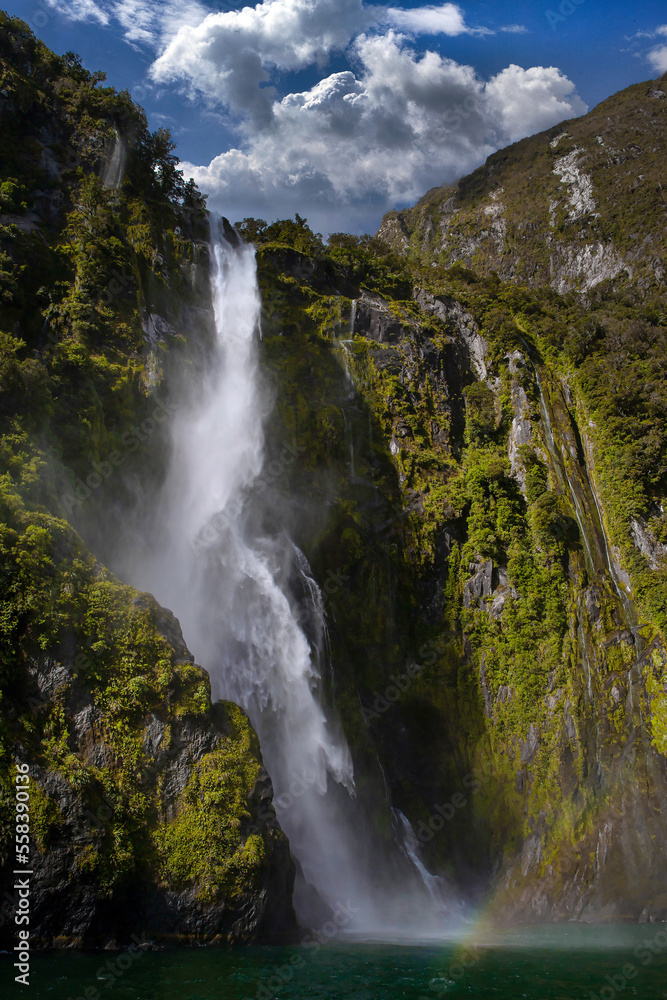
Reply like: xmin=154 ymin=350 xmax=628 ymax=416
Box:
xmin=2 ymin=8 xmax=667 ymax=920
xmin=0 ymin=15 xmax=282 ymax=928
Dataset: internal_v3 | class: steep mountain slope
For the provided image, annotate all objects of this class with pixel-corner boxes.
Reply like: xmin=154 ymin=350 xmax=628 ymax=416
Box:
xmin=3 ymin=8 xmax=667 ymax=941
xmin=378 ymin=74 xmax=667 ymax=296
xmin=0 ymin=14 xmax=295 ymax=946
xmin=246 ymin=232 xmax=667 ymax=922
xmin=236 ymin=70 xmax=667 ymax=917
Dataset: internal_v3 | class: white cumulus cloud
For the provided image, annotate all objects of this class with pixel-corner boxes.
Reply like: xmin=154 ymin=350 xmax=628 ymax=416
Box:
xmin=647 ymin=25 xmax=667 ymax=75
xmin=38 ymin=0 xmax=585 ymax=232
xmin=383 ymin=4 xmax=478 ymax=37
xmin=484 ymin=63 xmax=587 ymax=142
xmin=179 ymin=30 xmax=586 ymax=234
xmin=150 ymin=0 xmax=374 ymax=125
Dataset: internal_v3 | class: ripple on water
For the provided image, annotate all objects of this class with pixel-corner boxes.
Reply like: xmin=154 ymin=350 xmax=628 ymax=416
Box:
xmin=2 ymin=927 xmax=667 ymax=1000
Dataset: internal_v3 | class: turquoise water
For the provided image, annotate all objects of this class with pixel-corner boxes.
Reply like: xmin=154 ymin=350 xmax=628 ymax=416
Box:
xmin=3 ymin=926 xmax=667 ymax=1000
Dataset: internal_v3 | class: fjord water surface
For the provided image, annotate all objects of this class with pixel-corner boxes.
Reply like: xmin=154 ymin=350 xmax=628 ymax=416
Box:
xmin=5 ymin=925 xmax=667 ymax=999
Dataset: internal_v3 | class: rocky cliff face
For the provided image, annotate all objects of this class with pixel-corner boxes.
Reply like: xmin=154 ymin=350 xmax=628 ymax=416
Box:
xmin=2 ymin=10 xmax=667 ymax=938
xmin=378 ymin=74 xmax=667 ymax=297
xmin=253 ymin=207 xmax=667 ymax=921
xmin=0 ymin=492 xmax=296 ymax=948
xmin=0 ymin=14 xmax=296 ymax=947
xmin=2 ymin=523 xmax=295 ymax=948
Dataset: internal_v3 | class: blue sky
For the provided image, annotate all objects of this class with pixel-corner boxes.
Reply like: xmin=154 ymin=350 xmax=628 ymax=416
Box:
xmin=6 ymin=0 xmax=667 ymax=233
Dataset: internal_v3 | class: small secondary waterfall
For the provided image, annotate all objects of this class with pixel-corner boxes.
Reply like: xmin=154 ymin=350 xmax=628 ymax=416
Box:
xmin=517 ymin=336 xmax=645 ymax=716
xmin=101 ymin=129 xmax=126 ymax=190
xmin=127 ymin=220 xmax=455 ymax=934
xmin=392 ymin=809 xmax=455 ymax=914
xmin=518 ymin=334 xmax=635 ymax=621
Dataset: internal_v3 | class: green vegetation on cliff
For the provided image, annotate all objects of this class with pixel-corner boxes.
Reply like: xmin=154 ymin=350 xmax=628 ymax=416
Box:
xmin=2 ymin=6 xmax=667 ymax=935
xmin=0 ymin=14 xmax=294 ymax=947
xmin=237 ymin=186 xmax=667 ymax=918
xmin=378 ymin=74 xmax=667 ymax=297
xmin=0 ymin=478 xmax=275 ymax=915
xmin=0 ymin=12 xmax=209 ymax=505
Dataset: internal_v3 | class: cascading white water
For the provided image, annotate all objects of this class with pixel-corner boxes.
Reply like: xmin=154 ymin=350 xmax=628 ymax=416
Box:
xmin=127 ymin=222 xmax=364 ymax=927
xmin=127 ymin=219 xmax=459 ymax=935
xmin=522 ymin=341 xmax=636 ymax=624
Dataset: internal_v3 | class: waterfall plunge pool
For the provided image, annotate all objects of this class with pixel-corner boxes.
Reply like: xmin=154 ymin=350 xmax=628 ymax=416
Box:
xmin=3 ymin=924 xmax=667 ymax=1000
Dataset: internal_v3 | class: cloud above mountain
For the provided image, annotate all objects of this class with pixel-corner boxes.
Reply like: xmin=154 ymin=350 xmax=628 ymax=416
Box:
xmin=41 ymin=0 xmax=587 ymax=233
xmin=647 ymin=25 xmax=667 ymax=74
xmin=149 ymin=1 xmax=584 ymax=232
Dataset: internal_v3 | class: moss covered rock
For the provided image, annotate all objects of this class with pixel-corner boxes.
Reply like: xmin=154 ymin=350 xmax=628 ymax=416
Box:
xmin=250 ymin=207 xmax=667 ymax=922
xmin=0 ymin=484 xmax=296 ymax=946
xmin=0 ymin=15 xmax=295 ymax=947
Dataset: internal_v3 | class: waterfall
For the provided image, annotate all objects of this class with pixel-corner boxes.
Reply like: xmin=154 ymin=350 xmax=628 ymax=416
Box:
xmin=518 ymin=334 xmax=634 ymax=615
xmin=529 ymin=359 xmax=597 ymax=572
xmin=102 ymin=129 xmax=126 ymax=190
xmin=125 ymin=219 xmax=457 ymax=935
xmin=392 ymin=809 xmax=455 ymax=914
